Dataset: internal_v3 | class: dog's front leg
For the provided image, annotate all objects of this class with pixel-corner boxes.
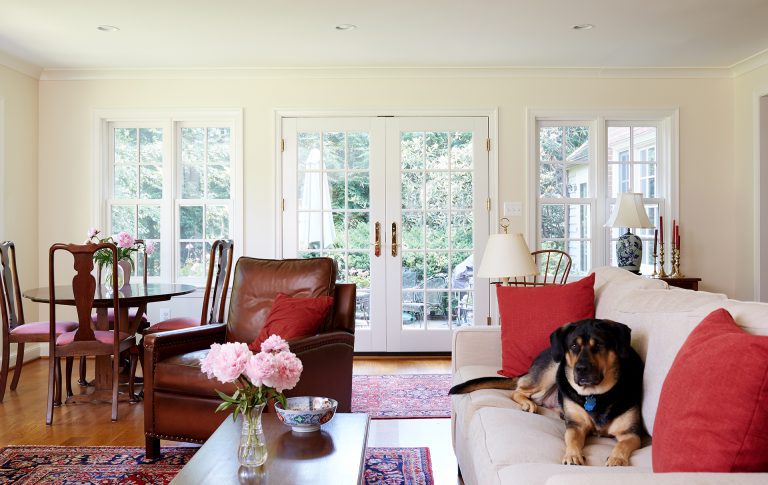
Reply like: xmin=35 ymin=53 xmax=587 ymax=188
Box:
xmin=606 ymin=432 xmax=641 ymax=466
xmin=562 ymin=424 xmax=588 ymax=465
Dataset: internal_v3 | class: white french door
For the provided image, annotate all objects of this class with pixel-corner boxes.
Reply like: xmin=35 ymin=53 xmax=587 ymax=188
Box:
xmin=281 ymin=116 xmax=490 ymax=352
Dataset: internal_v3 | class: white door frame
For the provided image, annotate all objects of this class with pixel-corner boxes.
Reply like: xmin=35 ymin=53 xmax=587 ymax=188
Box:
xmin=754 ymin=88 xmax=768 ymax=301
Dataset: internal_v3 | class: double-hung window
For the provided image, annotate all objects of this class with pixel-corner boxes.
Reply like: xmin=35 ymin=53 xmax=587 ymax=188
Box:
xmin=531 ymin=111 xmax=677 ymax=277
xmin=101 ymin=110 xmax=242 ymax=286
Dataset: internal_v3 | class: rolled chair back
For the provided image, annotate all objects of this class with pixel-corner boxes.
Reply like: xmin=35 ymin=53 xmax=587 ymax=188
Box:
xmin=201 ymin=239 xmax=234 ymax=325
xmin=0 ymin=241 xmax=25 ymax=337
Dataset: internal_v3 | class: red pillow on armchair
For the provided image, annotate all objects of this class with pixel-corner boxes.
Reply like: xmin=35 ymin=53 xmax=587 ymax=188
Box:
xmin=248 ymin=293 xmax=334 ymax=351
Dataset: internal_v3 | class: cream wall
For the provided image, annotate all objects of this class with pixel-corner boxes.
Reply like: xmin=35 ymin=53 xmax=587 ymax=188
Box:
xmin=37 ymin=74 xmax=736 ymax=300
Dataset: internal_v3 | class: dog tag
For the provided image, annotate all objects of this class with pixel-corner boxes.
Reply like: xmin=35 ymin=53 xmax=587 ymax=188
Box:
xmin=584 ymin=396 xmax=596 ymax=412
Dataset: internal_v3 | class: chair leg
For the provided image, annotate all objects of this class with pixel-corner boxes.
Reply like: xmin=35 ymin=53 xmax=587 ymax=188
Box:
xmin=145 ymin=436 xmax=161 ymax=461
xmin=0 ymin=340 xmax=9 ymax=402
xmin=46 ymin=356 xmax=56 ymax=425
xmin=10 ymin=342 xmax=25 ymax=391
xmin=65 ymin=357 xmax=74 ymax=398
xmin=128 ymin=347 xmax=139 ymax=403
xmin=112 ymin=353 xmax=119 ymax=421
xmin=78 ymin=356 xmax=88 ymax=386
xmin=54 ymin=358 xmax=62 ymax=406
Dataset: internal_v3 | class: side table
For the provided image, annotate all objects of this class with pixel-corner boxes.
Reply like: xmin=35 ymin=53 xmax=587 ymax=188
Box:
xmin=660 ymin=277 xmax=701 ymax=291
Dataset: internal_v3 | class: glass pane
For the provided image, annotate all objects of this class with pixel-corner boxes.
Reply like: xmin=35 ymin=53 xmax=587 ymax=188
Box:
xmin=347 ymin=172 xmax=369 ymax=209
xmin=207 ymin=164 xmax=231 ymax=199
xmin=567 ymin=240 xmax=591 ymax=277
xmin=607 ymin=163 xmax=631 ymax=198
xmin=402 ymin=292 xmax=424 ymax=329
xmin=452 ymin=291 xmax=473 ymax=327
xmin=146 ymin=241 xmax=160 ymax=277
xmin=565 ymin=164 xmax=589 ymax=198
xmin=541 ymin=204 xmax=565 ymax=239
xmin=633 ymin=127 xmax=656 ymax=161
xmin=114 ymin=128 xmax=138 ymax=163
xmin=298 ymin=133 xmax=321 ymax=170
xmin=401 ymin=132 xmax=424 ymax=170
xmin=329 ymin=252 xmax=346 ymax=283
xmin=139 ymin=165 xmax=163 ymax=199
xmin=541 ymin=240 xmax=566 ymax=252
xmin=425 ymin=172 xmax=449 ymax=209
xmin=401 ymin=252 xmax=424 ymax=289
xmin=451 ymin=212 xmax=473 ymax=250
xmin=348 ymin=132 xmax=370 ymax=170
xmin=139 ymin=128 xmax=163 ymax=164
xmin=114 ymin=165 xmax=138 ymax=198
xmin=355 ymin=288 xmax=370 ymax=328
xmin=640 ymin=239 xmax=655 ymax=274
xmin=425 ymin=132 xmax=449 ymax=169
xmin=451 ymin=172 xmax=473 ymax=209
xmin=297 ymin=172 xmax=324 ymax=211
xmin=348 ymin=252 xmax=370 ymax=289
xmin=207 ymin=127 xmax=231 ymax=163
xmin=182 ymin=164 xmax=204 ymax=199
xmin=539 ymin=164 xmax=563 ymax=198
xmin=205 ymin=205 xmax=230 ymax=239
xmin=323 ymin=132 xmax=345 ymax=170
xmin=401 ymin=171 xmax=424 ymax=210
xmin=180 ymin=242 xmax=205 ymax=277
xmin=180 ymin=205 xmax=204 ymax=239
xmin=565 ymin=126 xmax=589 ymax=161
xmin=450 ymin=132 xmax=473 ymax=169
xmin=607 ymin=127 xmax=630 ymax=162
xmin=637 ymin=204 xmax=659 ymax=238
xmin=138 ymin=205 xmax=161 ymax=239
xmin=325 ymin=172 xmax=344 ymax=210
xmin=348 ymin=212 xmax=369 ymax=250
xmin=567 ymin=204 xmax=590 ymax=239
xmin=426 ymin=291 xmax=449 ymax=329
xmin=402 ymin=212 xmax=425 ymax=250
xmin=426 ymin=211 xmax=449 ymax=250
xmin=451 ymin=251 xmax=474 ymax=289
xmin=633 ymin=164 xmax=656 ymax=198
xmin=328 ymin=211 xmax=345 ymax=249
xmin=181 ymin=127 xmax=205 ymax=163
xmin=298 ymin=212 xmax=331 ymax=250
xmin=111 ymin=205 xmax=136 ymax=234
xmin=539 ymin=126 xmax=563 ymax=162
xmin=426 ymin=253 xmax=449 ymax=289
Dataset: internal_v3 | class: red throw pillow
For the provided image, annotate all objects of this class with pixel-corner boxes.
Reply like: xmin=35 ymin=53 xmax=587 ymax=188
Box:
xmin=248 ymin=293 xmax=334 ymax=351
xmin=497 ymin=273 xmax=595 ymax=378
xmin=652 ymin=308 xmax=768 ymax=472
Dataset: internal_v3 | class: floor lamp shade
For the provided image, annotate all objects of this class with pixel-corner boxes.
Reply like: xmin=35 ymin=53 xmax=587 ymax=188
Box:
xmin=477 ymin=233 xmax=538 ymax=284
xmin=605 ymin=192 xmax=654 ymax=273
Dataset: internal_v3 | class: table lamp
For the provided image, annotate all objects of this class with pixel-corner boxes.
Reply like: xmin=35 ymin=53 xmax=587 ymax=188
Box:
xmin=604 ymin=192 xmax=654 ymax=274
xmin=477 ymin=232 xmax=538 ymax=285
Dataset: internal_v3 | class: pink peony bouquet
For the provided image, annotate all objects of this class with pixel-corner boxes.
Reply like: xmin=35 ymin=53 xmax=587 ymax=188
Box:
xmin=87 ymin=228 xmax=154 ymax=270
xmin=200 ymin=335 xmax=303 ymax=419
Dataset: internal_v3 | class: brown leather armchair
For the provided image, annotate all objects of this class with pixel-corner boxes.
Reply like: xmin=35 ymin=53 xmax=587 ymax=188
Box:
xmin=142 ymin=257 xmax=355 ymax=459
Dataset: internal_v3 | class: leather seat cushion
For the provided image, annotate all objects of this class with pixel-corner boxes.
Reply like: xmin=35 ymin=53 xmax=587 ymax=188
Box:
xmin=154 ymin=349 xmax=236 ymax=397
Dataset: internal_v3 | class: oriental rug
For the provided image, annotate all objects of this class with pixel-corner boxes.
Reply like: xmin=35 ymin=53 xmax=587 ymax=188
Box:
xmin=352 ymin=374 xmax=452 ymax=418
xmin=364 ymin=447 xmax=434 ymax=485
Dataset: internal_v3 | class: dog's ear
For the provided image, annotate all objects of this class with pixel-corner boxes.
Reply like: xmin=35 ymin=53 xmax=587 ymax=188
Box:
xmin=549 ymin=324 xmax=570 ymax=363
xmin=601 ymin=320 xmax=632 ymax=358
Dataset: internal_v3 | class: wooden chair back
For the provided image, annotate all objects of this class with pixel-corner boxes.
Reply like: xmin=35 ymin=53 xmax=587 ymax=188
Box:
xmin=511 ymin=249 xmax=572 ymax=287
xmin=201 ymin=239 xmax=234 ymax=325
xmin=0 ymin=241 xmax=25 ymax=337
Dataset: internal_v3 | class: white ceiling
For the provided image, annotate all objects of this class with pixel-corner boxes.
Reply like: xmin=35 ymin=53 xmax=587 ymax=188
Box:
xmin=1 ymin=0 xmax=768 ymax=70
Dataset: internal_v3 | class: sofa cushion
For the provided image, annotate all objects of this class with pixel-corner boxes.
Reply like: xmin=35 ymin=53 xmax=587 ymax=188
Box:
xmin=652 ymin=308 xmax=768 ymax=472
xmin=497 ymin=273 xmax=595 ymax=377
xmin=498 ymin=462 xmax=650 ymax=485
xmin=154 ymin=349 xmax=236 ymax=397
xmin=248 ymin=293 xmax=334 ymax=351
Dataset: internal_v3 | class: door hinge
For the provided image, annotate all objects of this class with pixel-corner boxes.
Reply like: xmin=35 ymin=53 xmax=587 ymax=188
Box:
xmin=281 ymin=198 xmax=285 ymax=212
xmin=281 ymin=139 xmax=285 ymax=152
xmin=486 ymin=197 xmax=491 ymax=212
xmin=486 ymin=138 xmax=491 ymax=152
xmin=486 ymin=315 xmax=492 ymax=326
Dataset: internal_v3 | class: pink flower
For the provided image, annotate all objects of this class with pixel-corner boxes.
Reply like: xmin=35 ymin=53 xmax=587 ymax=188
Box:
xmin=260 ymin=335 xmax=289 ymax=354
xmin=265 ymin=351 xmax=302 ymax=392
xmin=145 ymin=241 xmax=155 ymax=256
xmin=244 ymin=352 xmax=276 ymax=387
xmin=116 ymin=231 xmax=135 ymax=249
xmin=200 ymin=342 xmax=251 ymax=384
xmin=87 ymin=228 xmax=100 ymax=239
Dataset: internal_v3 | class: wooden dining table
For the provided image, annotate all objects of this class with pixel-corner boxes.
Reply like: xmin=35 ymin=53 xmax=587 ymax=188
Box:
xmin=23 ymin=283 xmax=196 ymax=403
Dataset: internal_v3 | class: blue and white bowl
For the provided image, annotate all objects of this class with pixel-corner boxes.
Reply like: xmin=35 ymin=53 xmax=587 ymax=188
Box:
xmin=274 ymin=396 xmax=337 ymax=433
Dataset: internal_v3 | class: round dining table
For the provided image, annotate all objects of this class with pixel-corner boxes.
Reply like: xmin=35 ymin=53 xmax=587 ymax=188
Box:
xmin=23 ymin=283 xmax=196 ymax=403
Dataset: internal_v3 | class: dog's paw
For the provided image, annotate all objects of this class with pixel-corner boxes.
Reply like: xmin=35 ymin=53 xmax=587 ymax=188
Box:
xmin=605 ymin=455 xmax=629 ymax=467
xmin=519 ymin=400 xmax=538 ymax=413
xmin=561 ymin=451 xmax=585 ymax=465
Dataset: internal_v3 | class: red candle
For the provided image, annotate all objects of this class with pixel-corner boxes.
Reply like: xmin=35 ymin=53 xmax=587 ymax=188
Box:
xmin=672 ymin=220 xmax=677 ymax=250
xmin=653 ymin=229 xmax=658 ymax=255
xmin=677 ymin=230 xmax=681 ymax=252
xmin=659 ymin=216 xmax=664 ymax=245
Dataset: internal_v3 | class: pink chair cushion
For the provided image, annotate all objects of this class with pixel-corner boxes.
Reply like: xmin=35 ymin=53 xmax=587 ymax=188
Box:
xmin=90 ymin=307 xmax=147 ymax=323
xmin=10 ymin=321 xmax=78 ymax=336
xmin=56 ymin=330 xmax=131 ymax=346
xmin=145 ymin=317 xmax=199 ymax=334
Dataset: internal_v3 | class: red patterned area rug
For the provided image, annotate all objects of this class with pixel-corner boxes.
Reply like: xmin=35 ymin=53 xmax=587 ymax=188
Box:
xmin=352 ymin=374 xmax=452 ymax=418
xmin=364 ymin=447 xmax=433 ymax=485
xmin=0 ymin=446 xmax=196 ymax=484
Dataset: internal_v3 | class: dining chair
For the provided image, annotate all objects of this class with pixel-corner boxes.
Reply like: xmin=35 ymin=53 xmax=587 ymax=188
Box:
xmin=511 ymin=249 xmax=572 ymax=287
xmin=0 ymin=241 xmax=77 ymax=403
xmin=47 ymin=242 xmax=138 ymax=424
xmin=142 ymin=239 xmax=234 ymax=335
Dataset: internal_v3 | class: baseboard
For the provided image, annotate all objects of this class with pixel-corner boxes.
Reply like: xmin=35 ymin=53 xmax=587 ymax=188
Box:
xmin=1 ymin=343 xmax=41 ymax=369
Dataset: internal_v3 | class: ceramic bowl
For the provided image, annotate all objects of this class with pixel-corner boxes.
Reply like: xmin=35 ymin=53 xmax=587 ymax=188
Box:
xmin=274 ymin=396 xmax=337 ymax=433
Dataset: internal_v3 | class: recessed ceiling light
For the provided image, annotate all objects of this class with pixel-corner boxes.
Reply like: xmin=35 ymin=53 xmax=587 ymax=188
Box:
xmin=97 ymin=25 xmax=120 ymax=32
xmin=571 ymin=24 xmax=594 ymax=30
xmin=335 ymin=24 xmax=357 ymax=31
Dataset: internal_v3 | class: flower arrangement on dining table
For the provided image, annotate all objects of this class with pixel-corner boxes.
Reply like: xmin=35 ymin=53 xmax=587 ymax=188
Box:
xmin=86 ymin=227 xmax=155 ymax=270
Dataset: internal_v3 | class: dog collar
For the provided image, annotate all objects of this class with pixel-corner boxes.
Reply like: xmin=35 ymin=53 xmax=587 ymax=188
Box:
xmin=584 ymin=395 xmax=597 ymax=412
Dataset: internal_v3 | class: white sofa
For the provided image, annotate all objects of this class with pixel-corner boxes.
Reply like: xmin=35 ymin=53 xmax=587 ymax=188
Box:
xmin=451 ymin=266 xmax=768 ymax=485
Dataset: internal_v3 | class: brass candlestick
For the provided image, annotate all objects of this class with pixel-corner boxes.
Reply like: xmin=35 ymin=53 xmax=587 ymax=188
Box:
xmin=670 ymin=248 xmax=684 ymax=278
xmin=651 ymin=252 xmax=658 ymax=277
xmin=657 ymin=242 xmax=668 ymax=278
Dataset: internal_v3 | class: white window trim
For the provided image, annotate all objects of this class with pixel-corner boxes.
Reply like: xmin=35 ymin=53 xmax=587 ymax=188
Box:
xmin=92 ymin=108 xmax=244 ymax=285
xmin=526 ymin=109 xmax=679 ymax=272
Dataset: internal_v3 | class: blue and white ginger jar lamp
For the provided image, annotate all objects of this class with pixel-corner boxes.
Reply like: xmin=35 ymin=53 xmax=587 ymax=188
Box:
xmin=605 ymin=192 xmax=654 ymax=274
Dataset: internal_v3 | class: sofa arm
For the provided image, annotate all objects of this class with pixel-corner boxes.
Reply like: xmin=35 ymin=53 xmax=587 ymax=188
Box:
xmin=545 ymin=473 xmax=768 ymax=485
xmin=451 ymin=326 xmax=502 ymax=373
xmin=288 ymin=330 xmax=355 ymax=354
xmin=143 ymin=323 xmax=227 ymax=365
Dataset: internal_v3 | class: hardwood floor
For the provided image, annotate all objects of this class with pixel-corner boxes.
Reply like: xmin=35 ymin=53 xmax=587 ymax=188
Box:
xmin=0 ymin=356 xmax=459 ymax=483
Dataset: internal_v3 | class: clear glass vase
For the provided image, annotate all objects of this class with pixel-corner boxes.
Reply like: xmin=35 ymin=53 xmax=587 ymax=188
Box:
xmin=238 ymin=403 xmax=268 ymax=467
xmin=102 ymin=264 xmax=124 ymax=292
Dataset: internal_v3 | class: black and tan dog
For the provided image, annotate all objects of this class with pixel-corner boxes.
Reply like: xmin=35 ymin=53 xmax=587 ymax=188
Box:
xmin=449 ymin=319 xmax=644 ymax=466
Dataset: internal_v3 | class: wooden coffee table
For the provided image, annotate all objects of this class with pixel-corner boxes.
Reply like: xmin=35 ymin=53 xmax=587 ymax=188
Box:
xmin=171 ymin=412 xmax=370 ymax=484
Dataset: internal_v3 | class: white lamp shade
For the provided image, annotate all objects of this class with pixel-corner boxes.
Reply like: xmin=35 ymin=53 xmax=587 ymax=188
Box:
xmin=477 ymin=233 xmax=538 ymax=279
xmin=604 ymin=192 xmax=654 ymax=229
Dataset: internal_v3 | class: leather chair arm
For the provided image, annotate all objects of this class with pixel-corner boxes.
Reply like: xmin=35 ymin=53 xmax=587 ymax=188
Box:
xmin=287 ymin=330 xmax=355 ymax=355
xmin=144 ymin=323 xmax=227 ymax=364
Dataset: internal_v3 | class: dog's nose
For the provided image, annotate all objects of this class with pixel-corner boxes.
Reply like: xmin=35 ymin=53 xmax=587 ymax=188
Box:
xmin=575 ymin=362 xmax=589 ymax=374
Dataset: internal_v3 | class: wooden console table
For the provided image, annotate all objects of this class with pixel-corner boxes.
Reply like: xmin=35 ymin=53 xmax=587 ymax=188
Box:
xmin=660 ymin=277 xmax=701 ymax=291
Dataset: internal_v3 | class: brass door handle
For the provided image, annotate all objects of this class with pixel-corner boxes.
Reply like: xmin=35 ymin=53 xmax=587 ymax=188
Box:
xmin=391 ymin=222 xmax=398 ymax=257
xmin=374 ymin=222 xmax=381 ymax=257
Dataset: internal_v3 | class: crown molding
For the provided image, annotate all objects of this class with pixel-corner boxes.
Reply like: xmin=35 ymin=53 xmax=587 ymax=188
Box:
xmin=0 ymin=51 xmax=42 ymax=79
xmin=730 ymin=47 xmax=768 ymax=78
xmin=38 ymin=65 xmax=734 ymax=81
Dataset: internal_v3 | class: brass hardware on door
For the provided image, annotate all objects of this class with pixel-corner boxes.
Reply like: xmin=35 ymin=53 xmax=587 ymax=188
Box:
xmin=374 ymin=222 xmax=381 ymax=257
xmin=391 ymin=222 xmax=398 ymax=257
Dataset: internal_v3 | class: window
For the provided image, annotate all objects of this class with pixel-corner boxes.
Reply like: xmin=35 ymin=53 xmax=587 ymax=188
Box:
xmin=101 ymin=110 xmax=242 ymax=285
xmin=532 ymin=112 xmax=676 ymax=277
